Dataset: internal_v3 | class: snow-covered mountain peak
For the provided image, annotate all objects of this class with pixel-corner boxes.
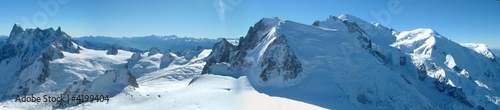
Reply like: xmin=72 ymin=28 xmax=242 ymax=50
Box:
xmin=338 ymin=14 xmax=370 ymax=25
xmin=315 ymin=14 xmax=394 ymax=47
xmin=412 ymin=28 xmax=439 ymax=35
xmin=395 ymin=28 xmax=437 ymax=40
xmin=461 ymin=43 xmax=496 ymax=59
xmin=260 ymin=17 xmax=284 ymax=25
xmin=148 ymin=46 xmax=161 ymax=56
xmin=390 ymin=28 xmax=449 ymax=55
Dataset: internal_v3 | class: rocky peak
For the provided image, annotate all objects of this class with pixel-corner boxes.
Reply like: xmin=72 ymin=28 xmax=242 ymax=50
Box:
xmin=55 ymin=26 xmax=63 ymax=35
xmin=148 ymin=46 xmax=161 ymax=56
xmin=237 ymin=18 xmax=283 ymax=51
xmin=127 ymin=52 xmax=142 ymax=69
xmin=177 ymin=46 xmax=204 ymax=60
xmin=258 ymin=35 xmax=302 ymax=82
xmin=206 ymin=38 xmax=236 ymax=63
xmin=202 ymin=19 xmax=303 ymax=83
xmin=201 ymin=38 xmax=237 ymax=74
xmin=312 ymin=20 xmax=320 ymax=26
xmin=160 ymin=49 xmax=175 ymax=69
xmin=106 ymin=46 xmax=119 ymax=55
xmin=315 ymin=16 xmax=374 ymax=50
xmin=4 ymin=25 xmax=79 ymax=54
xmin=0 ymin=24 xmax=80 ymax=99
xmin=164 ymin=49 xmax=172 ymax=54
xmin=9 ymin=24 xmax=24 ymax=37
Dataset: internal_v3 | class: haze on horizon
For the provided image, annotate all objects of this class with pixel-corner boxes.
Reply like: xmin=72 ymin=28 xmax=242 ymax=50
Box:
xmin=0 ymin=0 xmax=499 ymax=48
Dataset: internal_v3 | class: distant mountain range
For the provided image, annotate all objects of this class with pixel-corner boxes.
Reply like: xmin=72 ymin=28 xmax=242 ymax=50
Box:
xmin=492 ymin=49 xmax=500 ymax=57
xmin=75 ymin=35 xmax=238 ymax=52
xmin=0 ymin=35 xmax=212 ymax=53
xmin=0 ymin=35 xmax=7 ymax=45
xmin=0 ymin=35 xmax=238 ymax=53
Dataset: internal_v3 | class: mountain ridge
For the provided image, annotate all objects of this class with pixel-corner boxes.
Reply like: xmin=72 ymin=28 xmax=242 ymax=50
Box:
xmin=0 ymin=14 xmax=499 ymax=109
xmin=75 ymin=35 xmax=237 ymax=52
xmin=0 ymin=24 xmax=81 ymax=99
xmin=0 ymin=25 xmax=139 ymax=109
xmin=201 ymin=14 xmax=500 ymax=109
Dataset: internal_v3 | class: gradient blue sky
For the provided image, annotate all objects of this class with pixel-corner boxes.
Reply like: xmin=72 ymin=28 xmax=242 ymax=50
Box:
xmin=0 ymin=0 xmax=499 ymax=48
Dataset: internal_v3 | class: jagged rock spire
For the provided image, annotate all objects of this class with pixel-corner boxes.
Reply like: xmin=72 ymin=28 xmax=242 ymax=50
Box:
xmin=148 ymin=46 xmax=161 ymax=56
xmin=10 ymin=24 xmax=24 ymax=37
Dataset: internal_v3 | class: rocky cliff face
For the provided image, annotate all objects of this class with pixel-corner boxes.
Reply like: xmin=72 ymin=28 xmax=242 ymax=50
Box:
xmin=106 ymin=46 xmax=119 ymax=55
xmin=148 ymin=47 xmax=161 ymax=56
xmin=200 ymin=18 xmax=309 ymax=84
xmin=257 ymin=35 xmax=302 ymax=82
xmin=160 ymin=49 xmax=175 ymax=69
xmin=201 ymin=38 xmax=236 ymax=75
xmin=0 ymin=24 xmax=80 ymax=99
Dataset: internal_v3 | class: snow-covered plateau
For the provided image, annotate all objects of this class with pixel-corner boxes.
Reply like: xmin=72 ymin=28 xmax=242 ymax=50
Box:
xmin=1 ymin=14 xmax=500 ymax=110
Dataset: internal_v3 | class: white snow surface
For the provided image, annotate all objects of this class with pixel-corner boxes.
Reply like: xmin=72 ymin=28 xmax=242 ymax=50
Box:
xmin=461 ymin=43 xmax=495 ymax=59
xmin=0 ymin=47 xmax=133 ymax=109
xmin=67 ymin=75 xmax=325 ymax=110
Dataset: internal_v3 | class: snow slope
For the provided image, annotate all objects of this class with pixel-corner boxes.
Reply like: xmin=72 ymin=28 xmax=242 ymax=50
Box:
xmin=461 ymin=43 xmax=496 ymax=59
xmin=65 ymin=74 xmax=324 ymax=110
xmin=60 ymin=49 xmax=325 ymax=110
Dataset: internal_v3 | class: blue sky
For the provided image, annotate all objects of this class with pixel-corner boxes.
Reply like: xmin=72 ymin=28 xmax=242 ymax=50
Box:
xmin=0 ymin=0 xmax=499 ymax=48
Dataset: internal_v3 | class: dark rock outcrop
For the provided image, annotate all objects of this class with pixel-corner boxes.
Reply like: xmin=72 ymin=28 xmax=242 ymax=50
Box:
xmin=160 ymin=49 xmax=175 ymax=69
xmin=259 ymin=35 xmax=302 ymax=81
xmin=201 ymin=38 xmax=237 ymax=74
xmin=106 ymin=46 xmax=119 ymax=55
xmin=148 ymin=47 xmax=161 ymax=56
